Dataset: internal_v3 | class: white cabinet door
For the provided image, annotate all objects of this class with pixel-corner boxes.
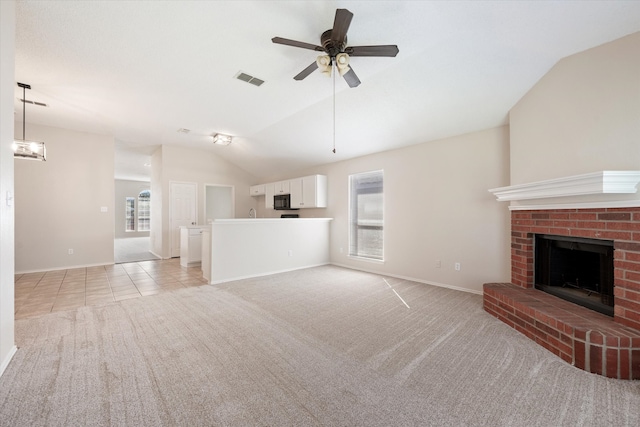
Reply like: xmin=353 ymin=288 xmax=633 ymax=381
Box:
xmin=274 ymin=180 xmax=290 ymax=195
xmin=249 ymin=184 xmax=265 ymax=196
xmin=265 ymin=183 xmax=275 ymax=209
xmin=180 ymin=227 xmax=203 ymax=267
xmin=290 ymin=175 xmax=327 ymax=208
xmin=290 ymin=178 xmax=303 ymax=208
xmin=311 ymin=175 xmax=327 ymax=208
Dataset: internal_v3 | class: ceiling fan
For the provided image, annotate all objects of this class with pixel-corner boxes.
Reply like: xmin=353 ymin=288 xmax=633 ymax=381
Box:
xmin=272 ymin=8 xmax=399 ymax=88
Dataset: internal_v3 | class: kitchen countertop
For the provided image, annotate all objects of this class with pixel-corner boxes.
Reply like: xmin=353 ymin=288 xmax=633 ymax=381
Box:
xmin=210 ymin=218 xmax=333 ymax=223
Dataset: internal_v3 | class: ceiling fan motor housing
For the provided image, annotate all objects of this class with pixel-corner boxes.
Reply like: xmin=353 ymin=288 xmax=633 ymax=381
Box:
xmin=321 ymin=29 xmax=346 ymax=58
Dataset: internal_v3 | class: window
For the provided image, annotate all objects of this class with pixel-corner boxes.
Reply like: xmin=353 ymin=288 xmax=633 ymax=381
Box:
xmin=124 ymin=190 xmax=151 ymax=232
xmin=138 ymin=190 xmax=151 ymax=231
xmin=349 ymin=170 xmax=384 ymax=260
xmin=125 ymin=197 xmax=135 ymax=232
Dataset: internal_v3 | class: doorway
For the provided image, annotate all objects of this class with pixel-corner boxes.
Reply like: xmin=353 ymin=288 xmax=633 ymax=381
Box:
xmin=114 ymin=180 xmax=158 ymax=263
xmin=204 ymin=184 xmax=235 ymax=223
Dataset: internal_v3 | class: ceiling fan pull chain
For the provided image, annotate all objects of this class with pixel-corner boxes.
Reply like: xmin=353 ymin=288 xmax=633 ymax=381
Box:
xmin=333 ymin=60 xmax=336 ymax=154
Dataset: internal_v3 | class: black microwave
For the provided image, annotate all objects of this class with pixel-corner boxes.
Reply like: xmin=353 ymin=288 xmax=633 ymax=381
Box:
xmin=274 ymin=194 xmax=295 ymax=210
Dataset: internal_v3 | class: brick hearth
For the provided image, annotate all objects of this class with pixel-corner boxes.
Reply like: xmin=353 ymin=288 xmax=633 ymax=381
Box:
xmin=483 ymin=207 xmax=640 ymax=379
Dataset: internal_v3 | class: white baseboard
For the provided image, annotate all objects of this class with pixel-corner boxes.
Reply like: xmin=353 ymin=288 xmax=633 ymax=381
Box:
xmin=0 ymin=345 xmax=17 ymax=378
xmin=15 ymin=261 xmax=115 ymax=275
xmin=330 ymin=262 xmax=483 ymax=296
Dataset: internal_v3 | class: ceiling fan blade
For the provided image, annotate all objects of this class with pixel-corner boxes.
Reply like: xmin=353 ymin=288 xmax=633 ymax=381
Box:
xmin=331 ymin=9 xmax=353 ymax=45
xmin=272 ymin=37 xmax=324 ymax=52
xmin=342 ymin=66 xmax=361 ymax=88
xmin=345 ymin=45 xmax=399 ymax=57
xmin=294 ymin=62 xmax=319 ymax=80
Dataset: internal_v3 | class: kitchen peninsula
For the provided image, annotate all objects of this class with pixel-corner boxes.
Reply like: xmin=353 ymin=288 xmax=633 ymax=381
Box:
xmin=202 ymin=218 xmax=332 ymax=284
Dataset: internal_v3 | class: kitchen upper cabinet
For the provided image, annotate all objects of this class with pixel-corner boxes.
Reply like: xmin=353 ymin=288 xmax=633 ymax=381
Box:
xmin=273 ymin=180 xmax=290 ymax=195
xmin=265 ymin=183 xmax=275 ymax=209
xmin=249 ymin=184 xmax=265 ymax=196
xmin=290 ymin=175 xmax=327 ymax=209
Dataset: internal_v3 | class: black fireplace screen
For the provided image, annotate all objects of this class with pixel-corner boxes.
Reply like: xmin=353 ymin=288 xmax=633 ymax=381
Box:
xmin=534 ymin=234 xmax=614 ymax=317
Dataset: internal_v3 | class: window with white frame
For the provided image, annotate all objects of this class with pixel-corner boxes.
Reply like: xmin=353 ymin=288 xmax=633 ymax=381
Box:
xmin=349 ymin=170 xmax=384 ymax=260
xmin=125 ymin=197 xmax=135 ymax=232
xmin=138 ymin=190 xmax=151 ymax=231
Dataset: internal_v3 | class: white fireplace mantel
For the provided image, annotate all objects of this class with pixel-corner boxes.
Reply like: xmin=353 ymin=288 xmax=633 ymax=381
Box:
xmin=489 ymin=171 xmax=640 ymax=206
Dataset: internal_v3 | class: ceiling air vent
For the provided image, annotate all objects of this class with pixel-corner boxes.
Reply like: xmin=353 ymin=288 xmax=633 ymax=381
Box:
xmin=235 ymin=72 xmax=265 ymax=87
xmin=19 ymin=98 xmax=48 ymax=107
xmin=177 ymin=128 xmax=190 ymax=134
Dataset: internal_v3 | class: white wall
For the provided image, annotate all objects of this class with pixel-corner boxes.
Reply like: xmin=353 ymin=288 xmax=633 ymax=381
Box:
xmin=510 ymin=31 xmax=640 ymax=198
xmin=14 ymin=123 xmax=115 ymax=273
xmin=114 ymin=179 xmax=150 ymax=238
xmin=153 ymin=144 xmax=258 ymax=259
xmin=261 ymin=126 xmax=511 ymax=294
xmin=0 ymin=0 xmax=16 ymax=376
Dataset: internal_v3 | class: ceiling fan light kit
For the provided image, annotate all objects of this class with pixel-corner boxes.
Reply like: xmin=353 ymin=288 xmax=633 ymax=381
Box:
xmin=335 ymin=53 xmax=350 ymax=76
xmin=317 ymin=55 xmax=332 ymax=77
xmin=212 ymin=133 xmax=232 ymax=146
xmin=13 ymin=82 xmax=46 ymax=161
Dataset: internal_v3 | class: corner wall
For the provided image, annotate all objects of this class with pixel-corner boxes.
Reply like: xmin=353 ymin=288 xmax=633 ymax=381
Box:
xmin=284 ymin=126 xmax=512 ymax=294
xmin=14 ymin=123 xmax=115 ymax=273
xmin=510 ymin=32 xmax=640 ymax=192
xmin=0 ymin=0 xmax=16 ymax=376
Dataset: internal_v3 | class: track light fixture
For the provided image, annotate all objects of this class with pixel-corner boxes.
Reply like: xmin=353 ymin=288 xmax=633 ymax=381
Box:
xmin=212 ymin=133 xmax=232 ymax=146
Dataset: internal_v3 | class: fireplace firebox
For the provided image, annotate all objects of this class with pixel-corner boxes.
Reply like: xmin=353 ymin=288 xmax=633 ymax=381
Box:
xmin=534 ymin=234 xmax=614 ymax=316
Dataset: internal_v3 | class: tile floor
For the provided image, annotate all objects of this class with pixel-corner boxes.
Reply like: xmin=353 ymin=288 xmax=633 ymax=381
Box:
xmin=14 ymin=258 xmax=208 ymax=319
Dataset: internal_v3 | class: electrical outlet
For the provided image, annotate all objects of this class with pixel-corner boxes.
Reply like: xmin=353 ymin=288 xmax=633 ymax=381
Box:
xmin=68 ymin=249 xmax=74 ymax=255
xmin=288 ymin=250 xmax=293 ymax=257
xmin=455 ymin=262 xmax=461 ymax=271
xmin=435 ymin=260 xmax=441 ymax=268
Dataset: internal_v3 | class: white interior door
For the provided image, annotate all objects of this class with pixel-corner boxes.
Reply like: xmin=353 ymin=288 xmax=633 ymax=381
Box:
xmin=170 ymin=182 xmax=197 ymax=258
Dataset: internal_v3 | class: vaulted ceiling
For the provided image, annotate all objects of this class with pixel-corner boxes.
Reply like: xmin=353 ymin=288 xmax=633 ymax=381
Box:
xmin=14 ymin=1 xmax=640 ymax=181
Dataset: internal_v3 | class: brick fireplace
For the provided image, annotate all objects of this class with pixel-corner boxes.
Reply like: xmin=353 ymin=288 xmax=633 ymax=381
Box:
xmin=484 ymin=207 xmax=640 ymax=379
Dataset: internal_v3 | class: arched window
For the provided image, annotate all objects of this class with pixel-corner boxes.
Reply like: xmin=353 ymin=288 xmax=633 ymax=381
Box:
xmin=138 ymin=190 xmax=151 ymax=231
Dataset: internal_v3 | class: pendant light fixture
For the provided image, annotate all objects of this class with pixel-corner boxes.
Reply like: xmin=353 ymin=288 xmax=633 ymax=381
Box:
xmin=13 ymin=82 xmax=46 ymax=161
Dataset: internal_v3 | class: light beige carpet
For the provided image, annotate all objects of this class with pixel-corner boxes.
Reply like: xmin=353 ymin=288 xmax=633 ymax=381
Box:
xmin=1 ymin=266 xmax=639 ymax=426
